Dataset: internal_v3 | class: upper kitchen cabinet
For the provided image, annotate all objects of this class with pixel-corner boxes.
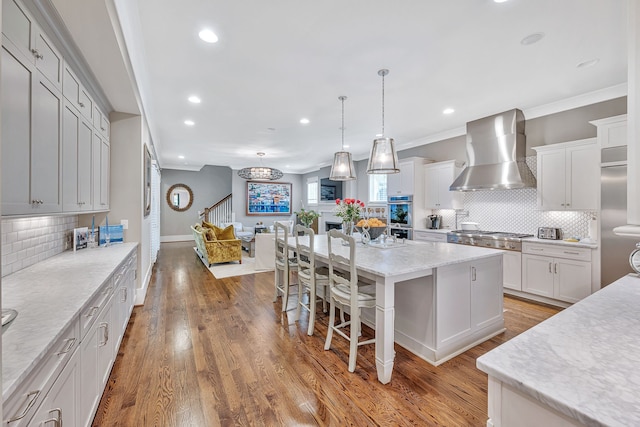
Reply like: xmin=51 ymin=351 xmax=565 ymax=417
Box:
xmin=63 ymin=64 xmax=94 ymax=121
xmin=424 ymin=160 xmax=463 ymax=210
xmin=1 ymin=43 xmax=62 ymax=215
xmin=62 ymin=100 xmax=94 ymax=212
xmin=2 ymin=0 xmax=63 ymax=91
xmin=93 ymin=105 xmax=110 ymax=140
xmin=590 ymin=114 xmax=627 ymax=149
xmin=533 ymin=138 xmax=599 ymax=211
xmin=92 ymin=130 xmax=110 ymax=211
xmin=387 ymin=157 xmax=430 ymax=196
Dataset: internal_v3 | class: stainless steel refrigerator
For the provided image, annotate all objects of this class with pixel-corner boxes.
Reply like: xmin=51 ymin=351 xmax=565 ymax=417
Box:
xmin=601 ymin=146 xmax=637 ymax=286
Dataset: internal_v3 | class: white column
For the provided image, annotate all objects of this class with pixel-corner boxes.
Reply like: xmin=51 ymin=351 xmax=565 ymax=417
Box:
xmin=615 ymin=0 xmax=640 ymax=237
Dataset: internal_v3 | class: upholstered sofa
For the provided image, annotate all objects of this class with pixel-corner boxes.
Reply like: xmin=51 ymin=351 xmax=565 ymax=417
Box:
xmin=192 ymin=223 xmax=242 ymax=267
xmin=220 ymin=222 xmax=254 ymax=241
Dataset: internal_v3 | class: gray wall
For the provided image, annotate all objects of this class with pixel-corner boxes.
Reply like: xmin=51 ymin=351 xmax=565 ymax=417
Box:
xmin=161 ymin=165 xmax=232 ymax=237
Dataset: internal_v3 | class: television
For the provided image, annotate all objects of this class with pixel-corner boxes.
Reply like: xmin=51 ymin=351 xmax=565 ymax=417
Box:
xmin=320 ymin=178 xmax=343 ymax=201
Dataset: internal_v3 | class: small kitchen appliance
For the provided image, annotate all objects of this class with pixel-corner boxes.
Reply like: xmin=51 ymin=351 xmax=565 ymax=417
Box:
xmin=427 ymin=214 xmax=442 ymax=229
xmin=537 ymin=227 xmax=562 ymax=240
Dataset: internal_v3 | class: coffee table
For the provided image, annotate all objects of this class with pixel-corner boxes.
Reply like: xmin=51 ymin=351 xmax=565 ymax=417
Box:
xmin=240 ymin=237 xmax=255 ymax=257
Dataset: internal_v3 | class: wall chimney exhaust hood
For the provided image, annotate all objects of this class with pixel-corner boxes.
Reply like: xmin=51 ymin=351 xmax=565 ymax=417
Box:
xmin=449 ymin=108 xmax=536 ymax=191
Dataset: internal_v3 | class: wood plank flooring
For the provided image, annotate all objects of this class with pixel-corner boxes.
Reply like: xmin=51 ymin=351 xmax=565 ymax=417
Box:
xmin=93 ymin=241 xmax=560 ymax=426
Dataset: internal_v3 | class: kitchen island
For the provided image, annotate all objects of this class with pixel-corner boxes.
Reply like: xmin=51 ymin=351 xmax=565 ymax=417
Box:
xmin=298 ymin=237 xmax=505 ymax=384
xmin=477 ymin=274 xmax=640 ymax=426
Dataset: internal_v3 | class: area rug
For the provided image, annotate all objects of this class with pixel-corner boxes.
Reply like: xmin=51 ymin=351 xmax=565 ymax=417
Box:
xmin=194 ymin=248 xmax=273 ymax=279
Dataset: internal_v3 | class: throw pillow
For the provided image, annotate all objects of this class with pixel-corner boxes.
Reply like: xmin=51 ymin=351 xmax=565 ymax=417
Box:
xmin=204 ymin=228 xmax=216 ymax=241
xmin=202 ymin=220 xmax=215 ymax=229
xmin=213 ymin=224 xmax=236 ymax=240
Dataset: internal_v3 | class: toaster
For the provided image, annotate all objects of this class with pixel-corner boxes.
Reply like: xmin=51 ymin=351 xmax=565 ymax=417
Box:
xmin=538 ymin=227 xmax=563 ymax=240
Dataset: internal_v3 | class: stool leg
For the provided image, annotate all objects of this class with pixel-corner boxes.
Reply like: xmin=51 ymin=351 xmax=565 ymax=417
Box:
xmin=273 ymin=267 xmax=280 ymax=302
xmin=348 ymin=309 xmax=360 ymax=372
xmin=324 ymin=296 xmax=336 ymax=350
xmin=281 ymin=266 xmax=290 ymax=312
xmin=307 ymin=280 xmax=316 ymax=336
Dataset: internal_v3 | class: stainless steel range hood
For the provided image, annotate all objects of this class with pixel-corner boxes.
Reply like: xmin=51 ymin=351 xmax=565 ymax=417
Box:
xmin=449 ymin=109 xmax=536 ymax=191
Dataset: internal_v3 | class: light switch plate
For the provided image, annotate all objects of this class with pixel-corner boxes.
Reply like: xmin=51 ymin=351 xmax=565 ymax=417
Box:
xmin=121 ymin=219 xmax=128 ymax=230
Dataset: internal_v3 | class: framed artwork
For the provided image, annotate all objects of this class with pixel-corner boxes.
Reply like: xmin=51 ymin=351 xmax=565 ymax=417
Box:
xmin=144 ymin=144 xmax=151 ymax=217
xmin=246 ymin=181 xmax=292 ymax=215
xmin=73 ymin=227 xmax=88 ymax=251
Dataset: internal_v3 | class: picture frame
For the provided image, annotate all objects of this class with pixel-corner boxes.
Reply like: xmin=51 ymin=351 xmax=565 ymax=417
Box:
xmin=99 ymin=225 xmax=124 ymax=245
xmin=144 ymin=144 xmax=151 ymax=217
xmin=320 ymin=184 xmax=336 ymax=201
xmin=73 ymin=227 xmax=88 ymax=251
xmin=246 ymin=181 xmax=292 ymax=215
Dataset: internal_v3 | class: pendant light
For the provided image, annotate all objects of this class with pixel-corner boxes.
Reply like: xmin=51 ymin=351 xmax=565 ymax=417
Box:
xmin=237 ymin=152 xmax=284 ymax=180
xmin=367 ymin=69 xmax=400 ymax=174
xmin=329 ymin=96 xmax=356 ymax=181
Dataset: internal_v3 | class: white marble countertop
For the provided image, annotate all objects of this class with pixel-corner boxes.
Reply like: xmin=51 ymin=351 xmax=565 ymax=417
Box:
xmin=522 ymin=237 xmax=598 ymax=249
xmin=299 ymin=237 xmax=503 ymax=279
xmin=2 ymin=242 xmax=138 ymax=400
xmin=477 ymin=274 xmax=640 ymax=427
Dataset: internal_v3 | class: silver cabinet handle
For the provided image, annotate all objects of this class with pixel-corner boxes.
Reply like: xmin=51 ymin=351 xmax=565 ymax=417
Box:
xmin=564 ymin=251 xmax=580 ymax=255
xmin=31 ymin=48 xmax=43 ymax=59
xmin=98 ymin=322 xmax=108 ymax=346
xmin=7 ymin=390 xmax=41 ymax=422
xmin=555 ymin=263 xmax=558 ymax=274
xmin=85 ymin=306 xmax=99 ymax=318
xmin=121 ymin=287 xmax=127 ymax=302
xmin=531 ymin=248 xmax=544 ymax=251
xmin=44 ymin=408 xmax=62 ymax=427
xmin=471 ymin=266 xmax=477 ymax=282
xmin=549 ymin=262 xmax=552 ymax=273
xmin=79 ymin=101 xmax=85 ymax=107
xmin=56 ymin=338 xmax=76 ymax=355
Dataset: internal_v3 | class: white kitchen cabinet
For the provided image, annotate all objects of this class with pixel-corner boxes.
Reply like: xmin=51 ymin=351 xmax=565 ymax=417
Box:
xmin=387 ymin=159 xmax=415 ymax=196
xmin=502 ymin=251 xmax=522 ymax=291
xmin=2 ymin=0 xmax=62 ymax=90
xmin=533 ymin=138 xmax=599 ymax=211
xmin=590 ymin=114 xmax=627 ymax=148
xmin=414 ymin=229 xmax=448 ymax=242
xmin=29 ymin=348 xmax=80 ymax=427
xmin=522 ymin=242 xmax=592 ymax=304
xmin=62 ymin=100 xmax=93 ymax=212
xmin=63 ymin=63 xmax=94 ymax=121
xmin=424 ymin=160 xmax=463 ymax=209
xmin=1 ymin=42 xmax=62 ymax=215
xmin=92 ymin=131 xmax=110 ymax=211
xmin=93 ymin=105 xmax=110 ymax=139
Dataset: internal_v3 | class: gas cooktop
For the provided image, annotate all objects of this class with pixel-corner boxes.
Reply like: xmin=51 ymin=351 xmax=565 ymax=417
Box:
xmin=448 ymin=230 xmax=534 ymax=239
xmin=446 ymin=230 xmax=534 ymax=251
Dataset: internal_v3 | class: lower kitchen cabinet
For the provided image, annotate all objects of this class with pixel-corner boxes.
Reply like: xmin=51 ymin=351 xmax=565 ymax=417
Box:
xmin=413 ymin=229 xmax=448 ymax=242
xmin=522 ymin=242 xmax=592 ymax=304
xmin=29 ymin=348 xmax=80 ymax=427
xmin=502 ymin=251 xmax=522 ymax=291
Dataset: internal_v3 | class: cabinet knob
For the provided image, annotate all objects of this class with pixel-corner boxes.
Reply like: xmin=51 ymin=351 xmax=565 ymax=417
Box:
xmin=31 ymin=48 xmax=43 ymax=59
xmin=79 ymin=102 xmax=85 ymax=108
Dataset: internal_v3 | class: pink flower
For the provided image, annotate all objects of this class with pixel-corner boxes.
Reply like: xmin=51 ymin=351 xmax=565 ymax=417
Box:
xmin=335 ymin=198 xmax=341 ymax=205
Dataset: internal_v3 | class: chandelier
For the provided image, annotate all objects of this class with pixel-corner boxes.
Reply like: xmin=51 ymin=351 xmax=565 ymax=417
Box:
xmin=367 ymin=69 xmax=400 ymax=174
xmin=237 ymin=152 xmax=283 ymax=180
xmin=329 ymin=95 xmax=356 ymax=181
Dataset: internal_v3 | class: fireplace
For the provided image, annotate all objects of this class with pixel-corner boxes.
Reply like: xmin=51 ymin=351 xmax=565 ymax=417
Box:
xmin=325 ymin=221 xmax=342 ymax=232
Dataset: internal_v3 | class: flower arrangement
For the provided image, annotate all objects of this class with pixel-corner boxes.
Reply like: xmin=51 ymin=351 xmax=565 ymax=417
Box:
xmin=294 ymin=208 xmax=320 ymax=227
xmin=334 ymin=198 xmax=365 ymax=223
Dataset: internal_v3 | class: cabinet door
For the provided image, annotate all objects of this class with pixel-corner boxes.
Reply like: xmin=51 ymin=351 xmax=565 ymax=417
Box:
xmin=1 ymin=45 xmax=33 ymax=215
xmin=436 ymin=263 xmax=471 ymax=346
xmin=387 ymin=160 xmax=413 ymax=196
xmin=522 ymin=254 xmax=554 ymax=297
xmin=92 ymin=131 xmax=102 ymax=210
xmin=98 ymin=298 xmax=115 ymax=389
xmin=502 ymin=251 xmax=522 ymax=291
xmin=100 ymin=139 xmax=110 ymax=209
xmin=424 ymin=166 xmax=440 ymax=208
xmin=554 ymin=259 xmax=592 ymax=303
xmin=78 ymin=118 xmax=93 ymax=210
xmin=62 ymin=102 xmax=80 ymax=210
xmin=80 ymin=316 xmax=100 ymax=426
xmin=32 ymin=72 xmax=62 ymax=212
xmin=537 ymin=150 xmax=566 ymax=210
xmin=34 ymin=31 xmax=62 ymax=90
xmin=471 ymin=257 xmax=503 ymax=330
xmin=30 ymin=350 xmax=79 ymax=427
xmin=2 ymin=0 xmax=36 ymax=64
xmin=566 ymin=144 xmax=599 ymax=210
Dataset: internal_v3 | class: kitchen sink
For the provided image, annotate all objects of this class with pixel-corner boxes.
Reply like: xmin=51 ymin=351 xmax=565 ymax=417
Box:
xmin=2 ymin=308 xmax=18 ymax=329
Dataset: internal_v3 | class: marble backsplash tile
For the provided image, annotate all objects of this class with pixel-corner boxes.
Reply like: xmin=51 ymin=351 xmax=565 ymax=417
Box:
xmin=1 ymin=215 xmax=78 ymax=277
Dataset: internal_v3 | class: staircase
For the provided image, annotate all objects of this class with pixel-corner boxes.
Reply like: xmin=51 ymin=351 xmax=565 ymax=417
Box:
xmin=201 ymin=194 xmax=233 ymax=225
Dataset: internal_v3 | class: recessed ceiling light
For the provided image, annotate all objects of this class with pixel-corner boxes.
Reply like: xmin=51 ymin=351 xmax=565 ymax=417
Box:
xmin=494 ymin=0 xmax=509 ymax=3
xmin=198 ymin=29 xmax=218 ymax=43
xmin=443 ymin=108 xmax=455 ymax=115
xmin=375 ymin=133 xmax=383 ymax=137
xmin=521 ymin=33 xmax=545 ymax=45
xmin=577 ymin=59 xmax=600 ymax=69
xmin=188 ymin=95 xmax=201 ymax=103
xmin=178 ymin=155 xmax=185 ymax=159
xmin=184 ymin=120 xmax=195 ymax=126
xmin=300 ymin=118 xmax=310 ymax=124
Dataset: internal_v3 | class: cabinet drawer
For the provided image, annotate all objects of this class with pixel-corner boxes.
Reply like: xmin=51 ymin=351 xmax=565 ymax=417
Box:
xmin=3 ymin=319 xmax=80 ymax=426
xmin=80 ymin=277 xmax=114 ymax=339
xmin=414 ymin=231 xmax=448 ymax=242
xmin=522 ymin=242 xmax=591 ymax=261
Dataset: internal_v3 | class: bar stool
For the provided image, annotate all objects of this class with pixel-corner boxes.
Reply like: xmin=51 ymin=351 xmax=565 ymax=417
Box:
xmin=273 ymin=222 xmax=297 ymax=311
xmin=294 ymin=224 xmax=330 ymax=336
xmin=324 ymin=229 xmax=376 ymax=372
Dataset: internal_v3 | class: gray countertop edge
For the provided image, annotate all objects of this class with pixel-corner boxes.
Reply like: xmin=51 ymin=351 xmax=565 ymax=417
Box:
xmin=2 ymin=242 xmax=139 ymax=400
xmin=476 ymin=274 xmax=640 ymax=427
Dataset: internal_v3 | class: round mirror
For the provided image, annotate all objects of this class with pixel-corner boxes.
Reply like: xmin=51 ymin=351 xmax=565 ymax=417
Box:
xmin=166 ymin=184 xmax=193 ymax=212
xmin=630 ymin=243 xmax=640 ymax=274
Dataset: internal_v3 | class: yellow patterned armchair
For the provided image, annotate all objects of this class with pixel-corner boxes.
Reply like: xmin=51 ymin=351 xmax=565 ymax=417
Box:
xmin=192 ymin=224 xmax=242 ymax=267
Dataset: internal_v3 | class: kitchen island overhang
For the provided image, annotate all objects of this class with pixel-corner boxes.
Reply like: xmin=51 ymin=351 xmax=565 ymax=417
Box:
xmin=297 ymin=238 xmax=506 ymax=382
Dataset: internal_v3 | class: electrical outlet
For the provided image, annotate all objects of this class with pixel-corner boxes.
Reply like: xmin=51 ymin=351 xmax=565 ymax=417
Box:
xmin=64 ymin=231 xmax=73 ymax=250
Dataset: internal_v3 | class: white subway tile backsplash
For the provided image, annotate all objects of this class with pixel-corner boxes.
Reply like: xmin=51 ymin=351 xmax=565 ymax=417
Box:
xmin=1 ymin=215 xmax=78 ymax=277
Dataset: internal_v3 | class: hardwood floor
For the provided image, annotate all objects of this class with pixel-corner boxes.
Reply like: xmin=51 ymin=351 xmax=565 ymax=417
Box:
xmin=93 ymin=241 xmax=560 ymax=426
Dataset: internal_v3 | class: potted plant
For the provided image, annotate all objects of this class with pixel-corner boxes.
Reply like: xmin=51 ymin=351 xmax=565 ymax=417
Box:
xmin=295 ymin=208 xmax=321 ymax=228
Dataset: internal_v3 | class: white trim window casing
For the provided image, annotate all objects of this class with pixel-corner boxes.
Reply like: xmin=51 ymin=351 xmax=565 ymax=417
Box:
xmin=307 ymin=177 xmax=319 ymax=205
xmin=369 ymin=174 xmax=387 ymax=203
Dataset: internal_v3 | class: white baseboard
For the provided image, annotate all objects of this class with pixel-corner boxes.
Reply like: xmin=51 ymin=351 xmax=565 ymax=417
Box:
xmin=161 ymin=234 xmax=194 ymax=242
